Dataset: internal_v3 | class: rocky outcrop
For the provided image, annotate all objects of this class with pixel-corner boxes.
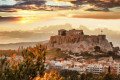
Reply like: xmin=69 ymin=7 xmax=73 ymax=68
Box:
xmin=48 ymin=29 xmax=113 ymax=53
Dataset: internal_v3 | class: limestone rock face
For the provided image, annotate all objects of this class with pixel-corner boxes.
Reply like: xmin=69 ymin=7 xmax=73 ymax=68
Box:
xmin=47 ymin=29 xmax=113 ymax=53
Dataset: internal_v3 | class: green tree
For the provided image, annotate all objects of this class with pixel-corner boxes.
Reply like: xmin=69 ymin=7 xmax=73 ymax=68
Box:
xmin=60 ymin=69 xmax=79 ymax=80
xmin=104 ymin=73 xmax=113 ymax=80
xmin=108 ymin=66 xmax=111 ymax=74
xmin=85 ymin=72 xmax=93 ymax=79
xmin=56 ymin=48 xmax=61 ymax=54
xmin=80 ymin=73 xmax=85 ymax=80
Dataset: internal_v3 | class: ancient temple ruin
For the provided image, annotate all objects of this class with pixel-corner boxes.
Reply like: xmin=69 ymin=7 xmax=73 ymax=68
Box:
xmin=48 ymin=29 xmax=113 ymax=53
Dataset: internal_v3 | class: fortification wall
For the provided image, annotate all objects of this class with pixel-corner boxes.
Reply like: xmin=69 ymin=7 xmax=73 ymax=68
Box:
xmin=48 ymin=29 xmax=113 ymax=53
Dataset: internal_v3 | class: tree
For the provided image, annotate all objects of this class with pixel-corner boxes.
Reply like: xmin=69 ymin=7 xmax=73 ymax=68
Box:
xmin=0 ymin=45 xmax=47 ymax=80
xmin=56 ymin=48 xmax=61 ymax=54
xmin=80 ymin=73 xmax=85 ymax=80
xmin=33 ymin=69 xmax=63 ymax=80
xmin=108 ymin=66 xmax=111 ymax=74
xmin=103 ymin=73 xmax=113 ymax=80
xmin=107 ymin=51 xmax=115 ymax=56
xmin=85 ymin=72 xmax=93 ymax=78
xmin=60 ymin=69 xmax=79 ymax=80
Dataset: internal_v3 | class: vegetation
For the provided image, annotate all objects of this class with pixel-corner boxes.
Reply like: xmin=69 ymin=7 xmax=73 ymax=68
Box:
xmin=60 ymin=69 xmax=80 ymax=80
xmin=34 ymin=69 xmax=63 ymax=80
xmin=0 ymin=50 xmax=21 ymax=57
xmin=80 ymin=73 xmax=120 ymax=80
xmin=46 ymin=48 xmax=70 ymax=60
xmin=0 ymin=45 xmax=64 ymax=80
xmin=79 ymin=51 xmax=120 ymax=60
xmin=0 ymin=45 xmax=47 ymax=80
xmin=0 ymin=45 xmax=120 ymax=80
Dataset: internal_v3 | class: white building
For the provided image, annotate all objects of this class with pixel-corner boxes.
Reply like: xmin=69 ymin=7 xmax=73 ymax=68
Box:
xmin=86 ymin=64 xmax=103 ymax=75
xmin=117 ymin=63 xmax=120 ymax=74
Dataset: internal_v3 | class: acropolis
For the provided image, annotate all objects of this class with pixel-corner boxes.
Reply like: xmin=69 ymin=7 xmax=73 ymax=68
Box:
xmin=48 ymin=29 xmax=113 ymax=53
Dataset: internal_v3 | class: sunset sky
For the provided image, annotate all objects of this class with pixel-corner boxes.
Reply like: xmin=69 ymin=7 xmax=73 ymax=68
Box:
xmin=0 ymin=0 xmax=120 ymax=44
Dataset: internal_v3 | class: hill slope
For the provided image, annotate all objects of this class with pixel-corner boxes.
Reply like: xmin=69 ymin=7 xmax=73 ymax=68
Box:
xmin=0 ymin=40 xmax=49 ymax=50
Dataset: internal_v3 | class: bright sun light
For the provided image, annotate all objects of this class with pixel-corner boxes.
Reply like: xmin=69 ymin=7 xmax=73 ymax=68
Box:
xmin=21 ymin=19 xmax=29 ymax=23
xmin=19 ymin=18 xmax=30 ymax=24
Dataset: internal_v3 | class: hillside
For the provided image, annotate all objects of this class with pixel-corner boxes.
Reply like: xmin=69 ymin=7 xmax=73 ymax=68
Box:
xmin=46 ymin=48 xmax=70 ymax=60
xmin=0 ymin=40 xmax=49 ymax=50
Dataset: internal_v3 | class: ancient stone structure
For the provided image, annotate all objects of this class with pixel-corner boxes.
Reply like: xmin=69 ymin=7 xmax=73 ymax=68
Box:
xmin=48 ymin=29 xmax=113 ymax=53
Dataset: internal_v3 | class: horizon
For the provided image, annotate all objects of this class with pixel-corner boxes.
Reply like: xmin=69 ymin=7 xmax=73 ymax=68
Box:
xmin=0 ymin=0 xmax=120 ymax=45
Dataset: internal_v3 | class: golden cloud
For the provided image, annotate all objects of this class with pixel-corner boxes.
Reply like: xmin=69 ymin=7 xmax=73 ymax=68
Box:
xmin=58 ymin=11 xmax=120 ymax=19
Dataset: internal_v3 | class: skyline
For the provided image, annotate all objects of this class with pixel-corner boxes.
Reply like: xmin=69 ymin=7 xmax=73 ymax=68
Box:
xmin=0 ymin=0 xmax=120 ymax=44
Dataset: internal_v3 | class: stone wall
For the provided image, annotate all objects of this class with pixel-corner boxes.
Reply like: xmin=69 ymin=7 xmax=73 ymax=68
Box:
xmin=48 ymin=29 xmax=113 ymax=53
xmin=58 ymin=29 xmax=84 ymax=36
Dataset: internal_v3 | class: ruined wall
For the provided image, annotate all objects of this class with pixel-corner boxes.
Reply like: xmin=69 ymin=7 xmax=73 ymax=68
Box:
xmin=58 ymin=29 xmax=84 ymax=36
xmin=48 ymin=30 xmax=113 ymax=53
xmin=66 ymin=29 xmax=84 ymax=36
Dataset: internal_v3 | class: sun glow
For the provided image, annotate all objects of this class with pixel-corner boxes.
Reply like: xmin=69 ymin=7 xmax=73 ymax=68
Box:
xmin=19 ymin=18 xmax=30 ymax=24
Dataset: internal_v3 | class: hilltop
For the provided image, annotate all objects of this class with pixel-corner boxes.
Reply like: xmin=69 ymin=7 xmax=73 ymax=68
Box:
xmin=48 ymin=29 xmax=113 ymax=53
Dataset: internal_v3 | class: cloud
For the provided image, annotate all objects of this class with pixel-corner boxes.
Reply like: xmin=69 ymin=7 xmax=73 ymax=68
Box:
xmin=0 ymin=0 xmax=46 ymax=11
xmin=35 ymin=24 xmax=120 ymax=47
xmin=0 ymin=0 xmax=16 ymax=6
xmin=0 ymin=0 xmax=120 ymax=12
xmin=0 ymin=6 xmax=18 ymax=12
xmin=18 ymin=0 xmax=46 ymax=6
xmin=71 ymin=0 xmax=120 ymax=9
xmin=50 ymin=0 xmax=120 ymax=9
xmin=0 ymin=16 xmax=22 ymax=22
xmin=0 ymin=24 xmax=73 ymax=44
xmin=0 ymin=24 xmax=120 ymax=47
xmin=86 ymin=8 xmax=109 ymax=12
xmin=0 ymin=31 xmax=52 ymax=44
xmin=34 ymin=23 xmax=73 ymax=34
xmin=59 ymin=12 xmax=120 ymax=19
xmin=77 ymin=25 xmax=120 ymax=47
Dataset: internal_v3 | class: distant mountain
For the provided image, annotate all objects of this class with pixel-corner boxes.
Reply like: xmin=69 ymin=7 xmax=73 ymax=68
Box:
xmin=0 ymin=40 xmax=49 ymax=50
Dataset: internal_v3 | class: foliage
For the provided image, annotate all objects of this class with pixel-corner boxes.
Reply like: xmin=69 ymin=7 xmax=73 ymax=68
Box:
xmin=56 ymin=48 xmax=61 ymax=53
xmin=33 ymin=69 xmax=63 ymax=80
xmin=60 ymin=69 xmax=80 ymax=80
xmin=79 ymin=72 xmax=120 ymax=80
xmin=108 ymin=66 xmax=111 ymax=74
xmin=80 ymin=52 xmax=93 ymax=57
xmin=0 ymin=45 xmax=46 ymax=80
xmin=0 ymin=50 xmax=20 ymax=57
xmin=46 ymin=48 xmax=69 ymax=59
xmin=80 ymin=72 xmax=93 ymax=80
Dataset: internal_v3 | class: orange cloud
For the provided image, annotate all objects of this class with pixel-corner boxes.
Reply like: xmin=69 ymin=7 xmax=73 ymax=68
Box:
xmin=58 ymin=12 xmax=120 ymax=19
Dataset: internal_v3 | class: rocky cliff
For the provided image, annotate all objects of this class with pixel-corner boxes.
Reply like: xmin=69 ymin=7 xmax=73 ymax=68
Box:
xmin=47 ymin=29 xmax=113 ymax=53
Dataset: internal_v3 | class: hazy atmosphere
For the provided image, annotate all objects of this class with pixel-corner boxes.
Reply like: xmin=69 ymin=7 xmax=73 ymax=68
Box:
xmin=0 ymin=0 xmax=120 ymax=45
xmin=1 ymin=0 xmax=120 ymax=80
